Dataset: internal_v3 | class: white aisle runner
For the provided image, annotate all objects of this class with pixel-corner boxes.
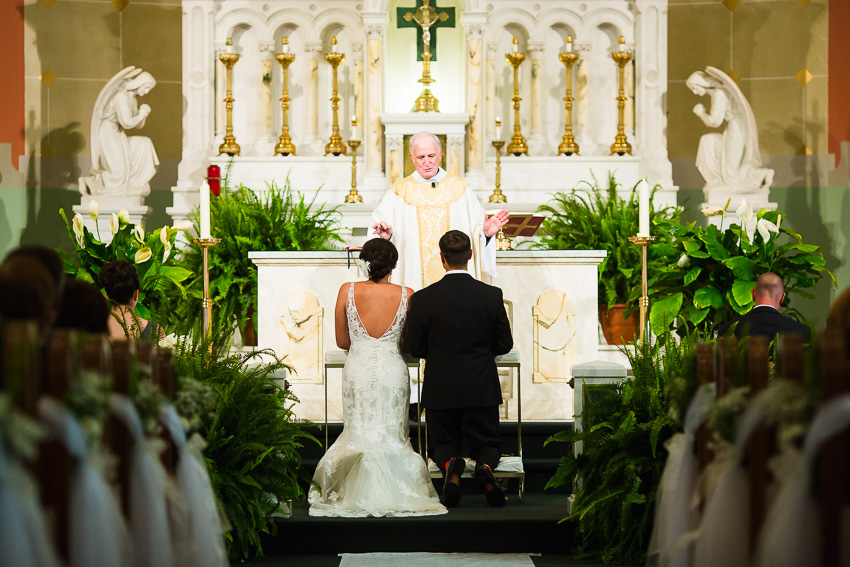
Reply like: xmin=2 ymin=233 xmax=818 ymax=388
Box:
xmin=339 ymin=553 xmax=536 ymax=566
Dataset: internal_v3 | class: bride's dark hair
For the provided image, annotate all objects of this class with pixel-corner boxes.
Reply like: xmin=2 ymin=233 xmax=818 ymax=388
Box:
xmin=360 ymin=238 xmax=398 ymax=282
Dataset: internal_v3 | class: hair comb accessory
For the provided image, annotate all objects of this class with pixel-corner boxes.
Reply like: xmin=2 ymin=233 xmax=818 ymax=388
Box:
xmin=357 ymin=258 xmax=371 ymax=279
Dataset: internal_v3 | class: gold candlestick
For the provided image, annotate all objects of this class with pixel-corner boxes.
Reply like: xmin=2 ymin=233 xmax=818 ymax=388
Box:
xmin=558 ymin=36 xmax=580 ymax=156
xmin=489 ymin=134 xmax=506 ymax=203
xmin=505 ymin=37 xmax=528 ymax=156
xmin=627 ymin=235 xmax=657 ymax=343
xmin=193 ymin=237 xmax=222 ymax=337
xmin=218 ymin=38 xmax=241 ymax=156
xmin=324 ymin=37 xmax=347 ymax=156
xmin=610 ymin=36 xmax=633 ymax=156
xmin=346 ymin=136 xmax=362 ymax=203
xmin=275 ymin=37 xmax=296 ymax=156
xmin=403 ymin=0 xmax=448 ymax=113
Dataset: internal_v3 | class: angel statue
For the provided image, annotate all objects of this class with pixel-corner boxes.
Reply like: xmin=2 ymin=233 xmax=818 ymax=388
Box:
xmin=686 ymin=67 xmax=774 ymax=199
xmin=80 ymin=67 xmax=159 ymax=196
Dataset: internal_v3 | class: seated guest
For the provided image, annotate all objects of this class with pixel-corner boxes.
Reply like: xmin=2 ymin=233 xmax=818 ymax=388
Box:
xmin=716 ymin=272 xmax=811 ymax=342
xmin=54 ymin=279 xmax=110 ymax=334
xmin=99 ymin=260 xmax=160 ymax=340
xmin=0 ymin=256 xmax=56 ymax=331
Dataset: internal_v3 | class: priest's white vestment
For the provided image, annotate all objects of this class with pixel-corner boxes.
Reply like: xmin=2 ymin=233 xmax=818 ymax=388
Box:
xmin=371 ymin=168 xmax=497 ymax=291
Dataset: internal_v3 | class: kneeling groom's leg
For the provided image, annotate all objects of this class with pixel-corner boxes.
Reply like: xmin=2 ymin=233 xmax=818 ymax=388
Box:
xmin=466 ymin=406 xmax=506 ymax=507
xmin=427 ymin=408 xmax=464 ymax=507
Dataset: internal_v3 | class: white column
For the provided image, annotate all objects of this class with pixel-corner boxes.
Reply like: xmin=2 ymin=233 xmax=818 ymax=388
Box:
xmin=574 ymin=42 xmax=592 ymax=154
xmin=352 ymin=42 xmax=364 ymax=136
xmin=462 ymin=14 xmax=486 ymax=188
xmin=527 ymin=40 xmax=546 ymax=155
xmin=258 ymin=40 xmax=276 ymax=153
xmin=635 ymin=0 xmax=675 ymax=196
xmin=363 ymin=20 xmax=387 ymax=191
xmin=485 ymin=41 xmax=498 ymax=140
xmin=447 ymin=135 xmax=465 ymax=177
xmin=386 ymin=135 xmax=403 ymax=185
xmin=304 ymin=41 xmax=322 ymax=154
xmin=169 ymin=0 xmax=216 ymax=227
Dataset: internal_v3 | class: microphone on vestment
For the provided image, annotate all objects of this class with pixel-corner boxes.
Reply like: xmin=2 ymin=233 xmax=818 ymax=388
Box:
xmin=431 ymin=182 xmax=436 ymax=188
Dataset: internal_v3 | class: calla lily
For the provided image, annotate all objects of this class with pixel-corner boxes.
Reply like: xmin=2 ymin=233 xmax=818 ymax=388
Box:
xmin=72 ymin=214 xmax=86 ymax=248
xmin=110 ymin=213 xmax=119 ymax=236
xmin=88 ymin=200 xmax=99 ymax=221
xmin=134 ymin=247 xmax=152 ymax=263
xmin=160 ymin=226 xmax=170 ymax=246
xmin=172 ymin=221 xmax=193 ymax=232
xmin=677 ymin=254 xmax=690 ymax=268
xmin=775 ymin=214 xmax=782 ymax=230
xmin=133 ymin=224 xmax=145 ymax=243
xmin=757 ymin=218 xmax=779 ymax=242
xmin=117 ymin=209 xmax=130 ymax=225
xmin=162 ymin=241 xmax=172 ymax=264
xmin=700 ymin=206 xmax=727 ymax=218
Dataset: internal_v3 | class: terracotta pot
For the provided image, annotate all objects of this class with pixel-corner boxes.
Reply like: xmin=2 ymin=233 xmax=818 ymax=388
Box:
xmin=598 ymin=303 xmax=639 ymax=345
xmin=242 ymin=306 xmax=258 ymax=347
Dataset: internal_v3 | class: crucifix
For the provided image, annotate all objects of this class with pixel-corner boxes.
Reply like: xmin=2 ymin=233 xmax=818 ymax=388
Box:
xmin=398 ymin=0 xmax=455 ymax=112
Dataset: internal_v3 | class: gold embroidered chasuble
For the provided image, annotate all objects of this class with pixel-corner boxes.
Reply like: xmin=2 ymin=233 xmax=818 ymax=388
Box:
xmin=390 ymin=174 xmax=467 ymax=287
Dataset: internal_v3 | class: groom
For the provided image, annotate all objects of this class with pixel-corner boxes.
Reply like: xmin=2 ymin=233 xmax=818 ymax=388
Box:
xmin=404 ymin=230 xmax=514 ymax=507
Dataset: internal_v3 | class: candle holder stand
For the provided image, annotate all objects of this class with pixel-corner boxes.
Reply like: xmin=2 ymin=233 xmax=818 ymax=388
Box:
xmin=345 ymin=139 xmax=362 ymax=203
xmin=489 ymin=139 xmax=507 ymax=203
xmin=218 ymin=47 xmax=241 ymax=156
xmin=558 ymin=46 xmax=580 ymax=156
xmin=627 ymin=235 xmax=657 ymax=343
xmin=610 ymin=40 xmax=633 ymax=156
xmin=194 ymin=237 xmax=222 ymax=337
xmin=324 ymin=44 xmax=347 ymax=156
xmin=505 ymin=48 xmax=528 ymax=156
xmin=275 ymin=45 xmax=296 ymax=156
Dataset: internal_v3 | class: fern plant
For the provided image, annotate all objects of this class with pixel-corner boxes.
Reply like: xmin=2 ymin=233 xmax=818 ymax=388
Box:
xmin=173 ymin=179 xmax=343 ymax=341
xmin=545 ymin=334 xmax=691 ymax=564
xmin=536 ymin=173 xmax=680 ymax=314
xmin=172 ymin=338 xmax=318 ymax=558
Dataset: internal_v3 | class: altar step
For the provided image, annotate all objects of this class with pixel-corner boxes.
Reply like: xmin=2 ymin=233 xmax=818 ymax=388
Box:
xmin=297 ymin=421 xmax=575 ymax=497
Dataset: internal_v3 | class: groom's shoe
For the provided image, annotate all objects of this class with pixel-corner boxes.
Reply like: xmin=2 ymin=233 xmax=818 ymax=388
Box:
xmin=442 ymin=457 xmax=465 ymax=508
xmin=475 ymin=463 xmax=506 ymax=507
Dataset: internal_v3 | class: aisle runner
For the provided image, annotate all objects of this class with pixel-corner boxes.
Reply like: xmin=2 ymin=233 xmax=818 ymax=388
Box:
xmin=340 ymin=552 xmax=536 ymax=566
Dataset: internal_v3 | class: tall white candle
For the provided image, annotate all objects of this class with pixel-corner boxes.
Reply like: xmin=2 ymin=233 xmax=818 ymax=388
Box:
xmin=200 ymin=180 xmax=211 ymax=239
xmin=351 ymin=116 xmax=357 ymax=140
xmin=282 ymin=37 xmax=290 ymax=54
xmin=511 ymin=36 xmax=518 ymax=53
xmin=565 ymin=35 xmax=573 ymax=53
xmin=638 ymin=178 xmax=650 ymax=236
xmin=495 ymin=117 xmax=501 ymax=140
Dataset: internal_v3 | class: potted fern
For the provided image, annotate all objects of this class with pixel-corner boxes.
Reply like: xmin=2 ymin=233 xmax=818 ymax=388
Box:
xmin=536 ymin=173 xmax=680 ymax=344
xmin=174 ymin=178 xmax=344 ymax=343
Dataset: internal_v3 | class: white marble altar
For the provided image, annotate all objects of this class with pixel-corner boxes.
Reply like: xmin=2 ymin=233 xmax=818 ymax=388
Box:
xmin=251 ymin=249 xmax=610 ymax=423
xmin=170 ymin=0 xmax=678 ymax=227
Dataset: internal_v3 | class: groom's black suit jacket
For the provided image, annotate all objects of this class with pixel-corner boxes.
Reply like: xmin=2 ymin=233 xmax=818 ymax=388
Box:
xmin=404 ymin=273 xmax=514 ymax=410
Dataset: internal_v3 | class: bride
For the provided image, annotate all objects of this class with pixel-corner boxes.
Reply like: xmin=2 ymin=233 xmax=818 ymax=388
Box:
xmin=308 ymin=239 xmax=447 ymax=517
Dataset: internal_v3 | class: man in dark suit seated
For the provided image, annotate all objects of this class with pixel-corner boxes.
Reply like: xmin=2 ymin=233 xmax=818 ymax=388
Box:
xmin=716 ymin=272 xmax=811 ymax=342
xmin=404 ymin=230 xmax=514 ymax=508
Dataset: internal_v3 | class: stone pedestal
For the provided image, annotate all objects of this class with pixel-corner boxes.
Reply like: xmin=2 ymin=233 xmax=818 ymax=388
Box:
xmin=73 ymin=195 xmax=151 ymax=244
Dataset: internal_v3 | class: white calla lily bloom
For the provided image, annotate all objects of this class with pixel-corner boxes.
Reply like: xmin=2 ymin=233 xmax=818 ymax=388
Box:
xmin=757 ymin=218 xmax=779 ymax=242
xmin=72 ymin=214 xmax=85 ymax=247
xmin=134 ymin=247 xmax=152 ymax=263
xmin=117 ymin=208 xmax=130 ymax=225
xmin=677 ymin=254 xmax=690 ymax=268
xmin=88 ymin=200 xmax=99 ymax=221
xmin=110 ymin=213 xmax=119 ymax=235
xmin=133 ymin=224 xmax=145 ymax=242
xmin=700 ymin=206 xmax=727 ymax=218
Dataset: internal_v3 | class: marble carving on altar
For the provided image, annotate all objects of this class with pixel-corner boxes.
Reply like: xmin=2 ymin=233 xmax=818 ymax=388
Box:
xmin=532 ymin=289 xmax=577 ymax=384
xmin=279 ymin=290 xmax=323 ymax=384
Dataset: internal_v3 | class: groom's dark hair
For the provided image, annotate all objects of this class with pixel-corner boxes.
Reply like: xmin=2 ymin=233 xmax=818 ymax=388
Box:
xmin=439 ymin=230 xmax=471 ymax=268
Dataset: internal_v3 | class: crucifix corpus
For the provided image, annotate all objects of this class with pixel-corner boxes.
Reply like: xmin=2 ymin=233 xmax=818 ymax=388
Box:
xmin=400 ymin=0 xmax=453 ymax=112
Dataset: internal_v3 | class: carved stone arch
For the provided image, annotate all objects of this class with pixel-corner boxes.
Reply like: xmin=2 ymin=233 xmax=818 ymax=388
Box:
xmin=267 ymin=8 xmax=314 ymax=43
xmin=216 ymin=8 xmax=267 ymax=44
xmin=484 ymin=9 xmax=537 ymax=43
xmin=582 ymin=7 xmax=635 ymax=45
xmin=310 ymin=8 xmax=366 ymax=44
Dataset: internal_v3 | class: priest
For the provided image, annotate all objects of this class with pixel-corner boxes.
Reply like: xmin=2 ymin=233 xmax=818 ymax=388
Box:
xmin=371 ymin=131 xmax=509 ymax=290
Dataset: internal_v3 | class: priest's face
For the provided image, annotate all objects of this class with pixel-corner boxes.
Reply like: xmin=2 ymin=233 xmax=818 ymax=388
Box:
xmin=410 ymin=136 xmax=442 ymax=179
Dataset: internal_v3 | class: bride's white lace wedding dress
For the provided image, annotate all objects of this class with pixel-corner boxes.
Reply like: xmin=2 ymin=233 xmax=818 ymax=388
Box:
xmin=308 ymin=283 xmax=447 ymax=518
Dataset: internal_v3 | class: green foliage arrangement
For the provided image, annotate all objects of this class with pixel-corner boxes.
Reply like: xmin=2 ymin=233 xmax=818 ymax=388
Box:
xmin=650 ymin=202 xmax=836 ymax=337
xmin=174 ymin=179 xmax=343 ymax=340
xmin=172 ymin=338 xmax=317 ymax=558
xmin=57 ymin=205 xmax=192 ymax=324
xmin=545 ymin=334 xmax=690 ymax=564
xmin=536 ymin=173 xmax=680 ymax=313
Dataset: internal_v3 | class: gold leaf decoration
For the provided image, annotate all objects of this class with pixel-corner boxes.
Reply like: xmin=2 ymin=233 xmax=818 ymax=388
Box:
xmin=797 ymin=145 xmax=812 ymax=155
xmin=40 ymin=69 xmax=56 ymax=88
xmin=722 ymin=0 xmax=740 ymax=11
xmin=112 ymin=0 xmax=128 ymax=11
xmin=795 ymin=68 xmax=813 ymax=86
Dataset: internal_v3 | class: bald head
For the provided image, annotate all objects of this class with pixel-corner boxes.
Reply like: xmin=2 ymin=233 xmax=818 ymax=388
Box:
xmin=752 ymin=272 xmax=785 ymax=308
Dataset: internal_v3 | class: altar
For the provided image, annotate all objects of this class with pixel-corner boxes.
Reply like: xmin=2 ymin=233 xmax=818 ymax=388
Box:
xmin=168 ymin=0 xmax=677 ymax=227
xmin=251 ymin=249 xmax=607 ymax=422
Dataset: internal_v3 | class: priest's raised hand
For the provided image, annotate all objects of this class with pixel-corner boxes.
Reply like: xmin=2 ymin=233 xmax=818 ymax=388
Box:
xmin=483 ymin=209 xmax=510 ymax=237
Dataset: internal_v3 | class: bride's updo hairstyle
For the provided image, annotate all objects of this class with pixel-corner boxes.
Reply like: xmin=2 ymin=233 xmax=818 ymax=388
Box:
xmin=360 ymin=238 xmax=398 ymax=282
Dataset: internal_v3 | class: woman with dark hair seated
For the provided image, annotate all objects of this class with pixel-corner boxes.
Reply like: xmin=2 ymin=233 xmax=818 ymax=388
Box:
xmin=308 ymin=238 xmax=446 ymax=518
xmin=54 ymin=279 xmax=110 ymax=333
xmin=99 ymin=260 xmax=160 ymax=340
